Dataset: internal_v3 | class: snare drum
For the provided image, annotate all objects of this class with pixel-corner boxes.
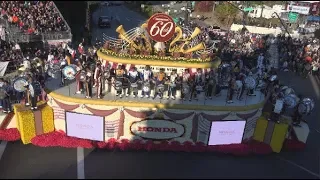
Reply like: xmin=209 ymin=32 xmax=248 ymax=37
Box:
xmin=157 ymin=84 xmax=165 ymax=92
xmin=196 ymin=85 xmax=203 ymax=92
xmin=115 ymin=81 xmax=122 ymax=91
xmin=131 ymin=82 xmax=138 ymax=88
xmin=143 ymin=82 xmax=150 ymax=92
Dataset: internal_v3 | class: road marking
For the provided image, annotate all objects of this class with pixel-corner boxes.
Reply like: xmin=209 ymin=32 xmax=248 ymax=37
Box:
xmin=77 ymin=147 xmax=85 ymax=179
xmin=277 ymin=156 xmax=320 ymax=178
xmin=0 ymin=141 xmax=7 ymax=162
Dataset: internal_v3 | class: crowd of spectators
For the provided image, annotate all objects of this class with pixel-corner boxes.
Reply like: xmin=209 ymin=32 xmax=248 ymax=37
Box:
xmin=0 ymin=1 xmax=68 ymax=35
xmin=278 ymin=36 xmax=320 ymax=77
xmin=0 ymin=39 xmax=24 ymax=73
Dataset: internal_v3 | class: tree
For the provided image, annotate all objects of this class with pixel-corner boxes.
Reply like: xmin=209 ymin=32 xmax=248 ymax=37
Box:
xmin=194 ymin=1 xmax=214 ymax=12
xmin=215 ymin=3 xmax=239 ymax=26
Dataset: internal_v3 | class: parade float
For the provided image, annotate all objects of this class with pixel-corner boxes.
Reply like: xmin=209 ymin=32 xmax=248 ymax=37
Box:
xmin=0 ymin=13 xmax=312 ymax=155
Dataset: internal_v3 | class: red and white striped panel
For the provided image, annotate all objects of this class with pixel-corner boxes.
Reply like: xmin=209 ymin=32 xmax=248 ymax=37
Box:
xmin=100 ymin=59 xmax=135 ymax=71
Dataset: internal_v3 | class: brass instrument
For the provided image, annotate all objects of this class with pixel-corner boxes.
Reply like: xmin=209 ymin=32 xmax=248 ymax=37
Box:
xmin=184 ymin=42 xmax=206 ymax=54
xmin=116 ymin=25 xmax=139 ymax=50
xmin=169 ymin=26 xmax=206 ymax=54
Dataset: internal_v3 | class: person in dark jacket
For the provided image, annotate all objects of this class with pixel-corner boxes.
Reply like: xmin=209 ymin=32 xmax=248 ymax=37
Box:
xmin=2 ymin=80 xmax=13 ymax=113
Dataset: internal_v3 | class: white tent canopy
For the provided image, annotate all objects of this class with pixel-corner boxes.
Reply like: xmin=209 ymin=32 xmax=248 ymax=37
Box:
xmin=0 ymin=61 xmax=9 ymax=77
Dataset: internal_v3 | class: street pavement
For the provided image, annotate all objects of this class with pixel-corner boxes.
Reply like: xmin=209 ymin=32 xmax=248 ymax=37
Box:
xmin=0 ymin=4 xmax=319 ymax=179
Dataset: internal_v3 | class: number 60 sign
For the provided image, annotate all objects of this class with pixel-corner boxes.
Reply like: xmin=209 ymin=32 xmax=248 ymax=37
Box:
xmin=147 ymin=13 xmax=175 ymax=42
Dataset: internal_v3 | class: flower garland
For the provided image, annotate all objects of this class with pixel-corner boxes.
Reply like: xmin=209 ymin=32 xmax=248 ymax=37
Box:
xmin=101 ymin=49 xmax=211 ymax=63
xmin=17 ymin=110 xmax=36 ymax=144
xmin=0 ymin=128 xmax=21 ymax=141
xmin=29 ymin=131 xmax=306 ymax=155
xmin=41 ymin=105 xmax=55 ymax=133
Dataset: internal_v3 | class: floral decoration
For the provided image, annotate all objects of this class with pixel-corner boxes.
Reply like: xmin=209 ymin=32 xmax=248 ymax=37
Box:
xmin=100 ymin=49 xmax=211 ymax=62
xmin=41 ymin=105 xmax=55 ymax=133
xmin=17 ymin=110 xmax=36 ymax=144
xmin=27 ymin=131 xmax=308 ymax=155
xmin=0 ymin=128 xmax=21 ymax=141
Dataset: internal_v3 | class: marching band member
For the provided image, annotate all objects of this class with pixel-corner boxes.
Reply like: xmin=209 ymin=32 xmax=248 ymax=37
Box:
xmin=85 ymin=66 xmax=93 ymax=98
xmin=236 ymin=72 xmax=246 ymax=100
xmin=103 ymin=63 xmax=113 ymax=94
xmin=181 ymin=69 xmax=191 ymax=100
xmin=205 ymin=68 xmax=217 ymax=100
xmin=60 ymin=57 xmax=67 ymax=86
xmin=24 ymin=74 xmax=32 ymax=106
xmin=93 ymin=61 xmax=102 ymax=88
xmin=95 ymin=63 xmax=103 ymax=99
xmin=227 ymin=75 xmax=236 ymax=104
xmin=127 ymin=67 xmax=140 ymax=97
xmin=256 ymin=53 xmax=265 ymax=71
xmin=76 ymin=60 xmax=84 ymax=94
xmin=153 ymin=68 xmax=166 ymax=99
xmin=140 ymin=65 xmax=153 ymax=98
xmin=190 ymin=68 xmax=204 ymax=101
xmin=246 ymin=72 xmax=256 ymax=97
xmin=115 ymin=65 xmax=125 ymax=98
xmin=2 ymin=80 xmax=12 ymax=113
xmin=167 ymin=69 xmax=178 ymax=100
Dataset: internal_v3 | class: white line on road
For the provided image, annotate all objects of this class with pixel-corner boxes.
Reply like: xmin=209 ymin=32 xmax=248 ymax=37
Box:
xmin=0 ymin=141 xmax=7 ymax=162
xmin=277 ymin=156 xmax=320 ymax=178
xmin=77 ymin=147 xmax=85 ymax=179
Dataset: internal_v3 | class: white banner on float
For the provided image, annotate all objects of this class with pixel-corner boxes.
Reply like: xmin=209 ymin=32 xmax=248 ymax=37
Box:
xmin=287 ymin=5 xmax=310 ymax=15
xmin=135 ymin=64 xmax=186 ymax=74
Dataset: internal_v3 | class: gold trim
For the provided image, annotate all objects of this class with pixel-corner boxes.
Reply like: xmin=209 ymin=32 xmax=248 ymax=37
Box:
xmin=47 ymin=90 xmax=265 ymax=112
xmin=97 ymin=49 xmax=221 ymax=69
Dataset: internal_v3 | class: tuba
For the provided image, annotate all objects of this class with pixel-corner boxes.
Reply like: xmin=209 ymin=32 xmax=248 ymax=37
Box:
xmin=116 ymin=25 xmax=139 ymax=50
xmin=183 ymin=42 xmax=206 ymax=54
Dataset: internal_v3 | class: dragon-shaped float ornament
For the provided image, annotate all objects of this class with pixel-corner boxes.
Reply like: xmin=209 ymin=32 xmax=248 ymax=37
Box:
xmin=101 ymin=13 xmax=217 ymax=63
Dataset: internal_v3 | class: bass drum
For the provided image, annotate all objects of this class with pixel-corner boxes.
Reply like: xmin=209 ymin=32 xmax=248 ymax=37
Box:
xmin=284 ymin=94 xmax=298 ymax=109
xmin=62 ymin=65 xmax=77 ymax=80
xmin=244 ymin=76 xmax=257 ymax=89
xmin=13 ymin=77 xmax=28 ymax=92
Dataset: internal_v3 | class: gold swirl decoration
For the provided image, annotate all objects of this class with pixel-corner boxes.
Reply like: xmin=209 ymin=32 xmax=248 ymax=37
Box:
xmin=97 ymin=49 xmax=220 ymax=68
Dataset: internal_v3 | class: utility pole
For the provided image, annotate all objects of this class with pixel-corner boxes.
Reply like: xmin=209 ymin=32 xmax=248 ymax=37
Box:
xmin=184 ymin=1 xmax=192 ymax=25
